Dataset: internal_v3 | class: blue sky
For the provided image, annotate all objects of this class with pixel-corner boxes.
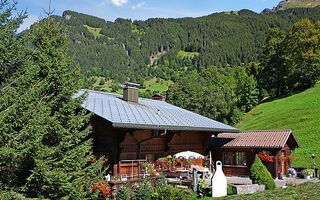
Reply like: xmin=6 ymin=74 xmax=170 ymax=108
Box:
xmin=16 ymin=0 xmax=281 ymax=32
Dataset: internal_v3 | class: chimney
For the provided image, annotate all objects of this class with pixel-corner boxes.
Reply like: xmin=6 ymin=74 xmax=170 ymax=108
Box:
xmin=123 ymin=82 xmax=140 ymax=102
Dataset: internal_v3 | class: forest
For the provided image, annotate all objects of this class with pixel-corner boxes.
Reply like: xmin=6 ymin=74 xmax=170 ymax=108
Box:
xmin=50 ymin=7 xmax=320 ymax=125
xmin=54 ymin=7 xmax=320 ymax=83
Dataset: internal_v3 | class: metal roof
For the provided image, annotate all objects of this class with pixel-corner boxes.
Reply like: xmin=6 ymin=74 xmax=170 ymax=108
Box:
xmin=207 ymin=129 xmax=300 ymax=149
xmin=75 ymin=90 xmax=239 ymax=133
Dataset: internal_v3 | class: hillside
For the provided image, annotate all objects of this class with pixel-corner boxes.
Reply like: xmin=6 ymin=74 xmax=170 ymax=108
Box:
xmin=237 ymin=83 xmax=320 ymax=168
xmin=277 ymin=0 xmax=320 ymax=10
xmin=49 ymin=7 xmax=320 ymax=84
xmin=217 ymin=182 xmax=320 ymax=200
xmin=262 ymin=0 xmax=320 ymax=13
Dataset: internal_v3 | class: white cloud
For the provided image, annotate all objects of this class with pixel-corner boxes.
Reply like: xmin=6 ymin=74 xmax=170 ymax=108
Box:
xmin=132 ymin=1 xmax=145 ymax=10
xmin=17 ymin=15 xmax=39 ymax=33
xmin=111 ymin=0 xmax=128 ymax=7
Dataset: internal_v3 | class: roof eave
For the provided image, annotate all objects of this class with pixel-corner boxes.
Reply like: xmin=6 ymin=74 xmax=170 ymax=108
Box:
xmin=210 ymin=146 xmax=283 ymax=149
xmin=283 ymin=130 xmax=300 ymax=149
xmin=112 ymin=122 xmax=240 ymax=133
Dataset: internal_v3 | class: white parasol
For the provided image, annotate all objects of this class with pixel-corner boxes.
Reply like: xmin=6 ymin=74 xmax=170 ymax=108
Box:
xmin=174 ymin=151 xmax=204 ymax=159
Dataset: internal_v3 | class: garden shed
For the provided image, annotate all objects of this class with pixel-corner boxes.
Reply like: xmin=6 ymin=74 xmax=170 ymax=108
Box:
xmin=207 ymin=129 xmax=300 ymax=178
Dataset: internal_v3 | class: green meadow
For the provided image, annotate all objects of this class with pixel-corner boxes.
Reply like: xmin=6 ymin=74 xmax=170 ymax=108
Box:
xmin=237 ymin=83 xmax=320 ymax=168
xmin=216 ymin=182 xmax=320 ymax=200
xmin=92 ymin=77 xmax=173 ymax=94
xmin=83 ymin=24 xmax=103 ymax=38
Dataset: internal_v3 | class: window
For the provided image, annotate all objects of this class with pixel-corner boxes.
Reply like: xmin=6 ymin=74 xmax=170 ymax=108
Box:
xmin=223 ymin=152 xmax=234 ymax=165
xmin=236 ymin=152 xmax=246 ymax=166
xmin=222 ymin=152 xmax=246 ymax=166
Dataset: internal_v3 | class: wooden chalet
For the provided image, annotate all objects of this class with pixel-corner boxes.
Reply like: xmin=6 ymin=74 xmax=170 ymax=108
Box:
xmin=207 ymin=130 xmax=300 ymax=178
xmin=76 ymin=83 xmax=239 ymax=179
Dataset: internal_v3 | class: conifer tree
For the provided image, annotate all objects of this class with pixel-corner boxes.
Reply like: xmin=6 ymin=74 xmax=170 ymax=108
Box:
xmin=249 ymin=155 xmax=276 ymax=190
xmin=0 ymin=3 xmax=107 ymax=198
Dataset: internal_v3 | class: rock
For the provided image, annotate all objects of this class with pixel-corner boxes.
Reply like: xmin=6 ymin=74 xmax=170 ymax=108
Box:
xmin=232 ymin=184 xmax=265 ymax=195
xmin=261 ymin=8 xmax=272 ymax=14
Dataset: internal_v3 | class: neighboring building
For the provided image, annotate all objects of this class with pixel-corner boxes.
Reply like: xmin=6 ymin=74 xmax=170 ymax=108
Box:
xmin=207 ymin=129 xmax=300 ymax=178
xmin=151 ymin=94 xmax=166 ymax=101
xmin=76 ymin=83 xmax=239 ymax=177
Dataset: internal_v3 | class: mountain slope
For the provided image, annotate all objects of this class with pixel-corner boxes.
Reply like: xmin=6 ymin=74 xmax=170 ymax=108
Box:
xmin=262 ymin=0 xmax=320 ymax=13
xmin=277 ymin=0 xmax=320 ymax=10
xmin=237 ymin=83 xmax=320 ymax=168
xmin=49 ymin=7 xmax=320 ymax=83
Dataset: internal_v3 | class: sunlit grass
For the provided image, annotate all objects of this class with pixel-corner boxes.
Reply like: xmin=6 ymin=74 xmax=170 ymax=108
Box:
xmin=237 ymin=83 xmax=320 ymax=168
xmin=83 ymin=25 xmax=103 ymax=38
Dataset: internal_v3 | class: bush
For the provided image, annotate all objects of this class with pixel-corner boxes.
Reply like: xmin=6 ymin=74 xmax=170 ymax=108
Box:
xmin=116 ymin=175 xmax=194 ymax=200
xmin=250 ymin=155 xmax=276 ymax=190
xmin=302 ymin=169 xmax=315 ymax=175
xmin=99 ymin=79 xmax=105 ymax=85
xmin=153 ymin=184 xmax=191 ymax=200
xmin=117 ymin=184 xmax=131 ymax=200
xmin=0 ymin=189 xmax=29 ymax=200
xmin=111 ymin=83 xmax=120 ymax=92
xmin=131 ymin=179 xmax=153 ymax=200
xmin=198 ymin=180 xmax=210 ymax=197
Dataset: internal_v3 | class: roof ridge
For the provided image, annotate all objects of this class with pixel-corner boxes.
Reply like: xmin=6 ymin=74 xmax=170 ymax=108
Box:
xmin=240 ymin=129 xmax=292 ymax=133
xmin=80 ymin=89 xmax=170 ymax=103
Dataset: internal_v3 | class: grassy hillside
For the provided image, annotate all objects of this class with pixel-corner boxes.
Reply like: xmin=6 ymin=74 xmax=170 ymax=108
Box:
xmin=216 ymin=182 xmax=320 ymax=200
xmin=277 ymin=0 xmax=320 ymax=10
xmin=83 ymin=24 xmax=103 ymax=38
xmin=141 ymin=78 xmax=173 ymax=93
xmin=237 ymin=83 xmax=320 ymax=168
xmin=92 ymin=77 xmax=172 ymax=94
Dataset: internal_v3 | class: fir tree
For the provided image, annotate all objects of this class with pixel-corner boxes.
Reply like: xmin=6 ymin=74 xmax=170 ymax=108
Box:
xmin=0 ymin=4 xmax=107 ymax=198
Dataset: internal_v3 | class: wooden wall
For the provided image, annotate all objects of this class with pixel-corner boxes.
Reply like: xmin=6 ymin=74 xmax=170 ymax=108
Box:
xmin=91 ymin=115 xmax=215 ymax=176
xmin=209 ymin=146 xmax=293 ymax=178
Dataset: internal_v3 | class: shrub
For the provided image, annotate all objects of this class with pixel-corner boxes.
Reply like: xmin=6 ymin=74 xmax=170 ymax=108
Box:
xmin=153 ymin=174 xmax=193 ymax=199
xmin=117 ymin=184 xmax=131 ymax=200
xmin=250 ymin=155 xmax=276 ymax=190
xmin=302 ymin=169 xmax=314 ymax=175
xmin=198 ymin=180 xmax=210 ymax=197
xmin=99 ymin=79 xmax=105 ymax=85
xmin=131 ymin=179 xmax=153 ymax=200
xmin=0 ymin=189 xmax=26 ymax=200
xmin=153 ymin=184 xmax=193 ymax=200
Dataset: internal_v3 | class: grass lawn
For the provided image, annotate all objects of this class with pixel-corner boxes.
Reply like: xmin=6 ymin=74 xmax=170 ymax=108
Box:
xmin=83 ymin=25 xmax=104 ymax=38
xmin=177 ymin=50 xmax=199 ymax=59
xmin=140 ymin=78 xmax=173 ymax=93
xmin=216 ymin=182 xmax=320 ymax=200
xmin=92 ymin=77 xmax=173 ymax=94
xmin=237 ymin=83 xmax=320 ymax=168
xmin=92 ymin=77 xmax=122 ymax=93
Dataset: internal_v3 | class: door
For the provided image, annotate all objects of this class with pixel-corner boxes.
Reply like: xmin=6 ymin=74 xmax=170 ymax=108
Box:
xmin=281 ymin=152 xmax=285 ymax=175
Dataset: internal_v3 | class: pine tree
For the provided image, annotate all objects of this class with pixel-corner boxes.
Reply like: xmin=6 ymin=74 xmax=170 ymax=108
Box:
xmin=0 ymin=4 xmax=107 ymax=198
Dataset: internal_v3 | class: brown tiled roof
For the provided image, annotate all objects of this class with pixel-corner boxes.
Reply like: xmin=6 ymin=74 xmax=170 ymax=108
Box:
xmin=208 ymin=129 xmax=300 ymax=149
